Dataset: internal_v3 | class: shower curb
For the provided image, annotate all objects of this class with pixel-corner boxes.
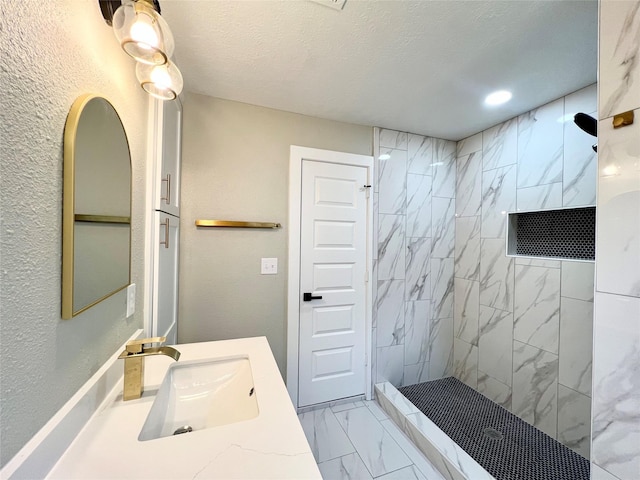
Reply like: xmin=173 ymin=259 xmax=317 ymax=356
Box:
xmin=375 ymin=382 xmax=495 ymax=480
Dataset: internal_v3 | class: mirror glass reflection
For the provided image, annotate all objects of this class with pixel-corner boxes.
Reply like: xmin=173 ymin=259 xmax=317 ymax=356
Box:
xmin=62 ymin=95 xmax=132 ymax=318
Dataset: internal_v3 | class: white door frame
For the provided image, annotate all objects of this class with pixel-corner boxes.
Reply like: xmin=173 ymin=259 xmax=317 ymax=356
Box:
xmin=287 ymin=145 xmax=374 ymax=408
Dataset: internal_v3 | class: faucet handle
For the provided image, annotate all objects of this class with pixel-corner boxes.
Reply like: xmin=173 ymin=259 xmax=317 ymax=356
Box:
xmin=125 ymin=336 xmax=167 ymax=354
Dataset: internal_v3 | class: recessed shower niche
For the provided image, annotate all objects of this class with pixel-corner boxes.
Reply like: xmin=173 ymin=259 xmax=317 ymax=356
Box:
xmin=507 ymin=206 xmax=596 ymax=261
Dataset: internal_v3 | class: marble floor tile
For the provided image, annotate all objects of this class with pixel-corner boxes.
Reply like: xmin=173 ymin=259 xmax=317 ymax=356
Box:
xmin=297 ymin=408 xmax=355 ymax=463
xmin=559 ymin=297 xmax=593 ymax=396
xmin=364 ymin=400 xmax=390 ymax=421
xmin=379 ymin=419 xmax=445 ymax=480
xmin=408 ymin=134 xmax=433 ymax=176
xmin=305 ymin=400 xmax=444 ymax=480
xmin=456 ymin=151 xmax=482 ymax=218
xmin=517 ymin=98 xmax=563 ymax=188
xmin=557 ymin=385 xmax=591 ymax=459
xmin=482 ymin=118 xmax=517 ymax=171
xmin=590 ymin=464 xmax=621 ymax=480
xmin=514 ymin=265 xmax=560 ymax=353
xmin=404 ymin=301 xmax=430 ymax=366
xmin=318 ymin=452 xmax=373 ymax=480
xmin=454 ymin=216 xmax=480 ymax=281
xmin=334 ymin=407 xmax=412 ymax=477
xmin=406 ymin=238 xmax=431 ymax=301
xmin=331 ymin=401 xmax=366 ymax=413
xmin=407 ymin=174 xmax=432 ymax=238
xmin=512 ymin=341 xmax=559 ymax=438
xmin=377 ymin=465 xmax=428 ymax=480
xmin=478 ymin=305 xmax=513 ymax=387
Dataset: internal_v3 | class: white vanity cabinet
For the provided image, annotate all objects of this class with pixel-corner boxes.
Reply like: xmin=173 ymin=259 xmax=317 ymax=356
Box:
xmin=153 ymin=98 xmax=182 ymax=217
xmin=152 ymin=211 xmax=180 ymax=343
xmin=149 ymin=98 xmax=182 ymax=345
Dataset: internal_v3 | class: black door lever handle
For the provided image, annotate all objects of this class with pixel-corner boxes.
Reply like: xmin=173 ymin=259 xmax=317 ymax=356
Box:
xmin=303 ymin=292 xmax=323 ymax=302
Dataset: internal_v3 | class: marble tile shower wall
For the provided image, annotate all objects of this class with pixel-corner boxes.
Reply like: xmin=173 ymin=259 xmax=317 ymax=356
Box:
xmin=591 ymin=2 xmax=640 ymax=480
xmin=452 ymin=84 xmax=597 ymax=460
xmin=372 ymin=128 xmax=457 ymax=391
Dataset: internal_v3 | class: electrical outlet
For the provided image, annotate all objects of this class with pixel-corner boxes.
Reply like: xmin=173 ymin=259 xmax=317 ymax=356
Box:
xmin=126 ymin=283 xmax=136 ymax=317
xmin=261 ymin=258 xmax=278 ymax=275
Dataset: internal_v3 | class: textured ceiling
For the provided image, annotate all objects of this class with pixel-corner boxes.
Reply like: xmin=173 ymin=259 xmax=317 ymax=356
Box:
xmin=162 ymin=0 xmax=598 ymax=141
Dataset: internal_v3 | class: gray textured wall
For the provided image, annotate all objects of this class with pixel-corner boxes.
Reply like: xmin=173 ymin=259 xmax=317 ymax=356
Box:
xmin=0 ymin=0 xmax=149 ymax=466
xmin=178 ymin=94 xmax=372 ymax=376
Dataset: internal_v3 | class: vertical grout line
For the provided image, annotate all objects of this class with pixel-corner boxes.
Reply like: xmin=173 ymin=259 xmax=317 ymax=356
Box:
xmin=401 ymin=132 xmax=408 ymax=387
xmin=562 ymin=96 xmax=567 ymax=209
xmin=557 ymin=276 xmax=563 ymax=441
xmin=452 ymin=142 xmax=458 ymax=382
xmin=556 ymin=95 xmax=567 ymax=440
xmin=480 ymin=132 xmax=486 ymax=395
xmin=512 ymin=117 xmax=518 ymax=404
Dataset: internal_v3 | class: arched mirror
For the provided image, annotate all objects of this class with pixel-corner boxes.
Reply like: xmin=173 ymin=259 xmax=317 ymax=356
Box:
xmin=62 ymin=94 xmax=132 ymax=319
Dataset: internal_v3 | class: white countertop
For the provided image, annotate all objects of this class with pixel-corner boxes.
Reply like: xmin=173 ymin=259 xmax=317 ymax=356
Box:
xmin=47 ymin=337 xmax=321 ymax=480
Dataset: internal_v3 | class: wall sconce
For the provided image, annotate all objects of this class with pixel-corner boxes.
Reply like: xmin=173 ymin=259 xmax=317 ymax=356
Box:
xmin=100 ymin=0 xmax=183 ymax=100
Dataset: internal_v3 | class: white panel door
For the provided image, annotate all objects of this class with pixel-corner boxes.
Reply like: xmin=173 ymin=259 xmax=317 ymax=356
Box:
xmin=152 ymin=211 xmax=179 ymax=344
xmin=298 ymin=160 xmax=368 ymax=407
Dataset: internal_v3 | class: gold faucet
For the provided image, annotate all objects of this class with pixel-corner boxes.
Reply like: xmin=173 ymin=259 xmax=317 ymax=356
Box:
xmin=118 ymin=337 xmax=180 ymax=401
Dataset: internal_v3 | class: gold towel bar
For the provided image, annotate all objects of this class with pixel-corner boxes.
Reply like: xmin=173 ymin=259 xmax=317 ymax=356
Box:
xmin=74 ymin=214 xmax=131 ymax=224
xmin=195 ymin=220 xmax=282 ymax=229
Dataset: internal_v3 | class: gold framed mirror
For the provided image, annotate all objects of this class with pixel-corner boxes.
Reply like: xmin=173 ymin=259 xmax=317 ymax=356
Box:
xmin=62 ymin=94 xmax=132 ymax=319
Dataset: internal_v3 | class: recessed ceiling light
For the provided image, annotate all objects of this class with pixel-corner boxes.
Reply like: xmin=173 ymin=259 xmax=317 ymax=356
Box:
xmin=485 ymin=90 xmax=512 ymax=106
xmin=378 ymin=153 xmax=391 ymax=160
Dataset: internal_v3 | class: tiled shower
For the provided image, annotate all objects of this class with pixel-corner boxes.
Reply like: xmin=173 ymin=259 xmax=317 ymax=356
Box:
xmin=372 ymin=84 xmax=597 ymax=458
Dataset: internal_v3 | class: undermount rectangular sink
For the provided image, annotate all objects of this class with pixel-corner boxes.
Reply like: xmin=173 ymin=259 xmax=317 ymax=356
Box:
xmin=138 ymin=356 xmax=259 ymax=441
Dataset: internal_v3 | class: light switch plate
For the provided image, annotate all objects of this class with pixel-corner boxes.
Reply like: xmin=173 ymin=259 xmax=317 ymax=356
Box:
xmin=261 ymin=258 xmax=278 ymax=275
xmin=126 ymin=283 xmax=136 ymax=317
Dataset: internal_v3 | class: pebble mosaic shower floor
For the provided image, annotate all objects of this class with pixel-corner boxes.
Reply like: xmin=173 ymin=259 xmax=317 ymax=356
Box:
xmin=399 ymin=377 xmax=589 ymax=480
